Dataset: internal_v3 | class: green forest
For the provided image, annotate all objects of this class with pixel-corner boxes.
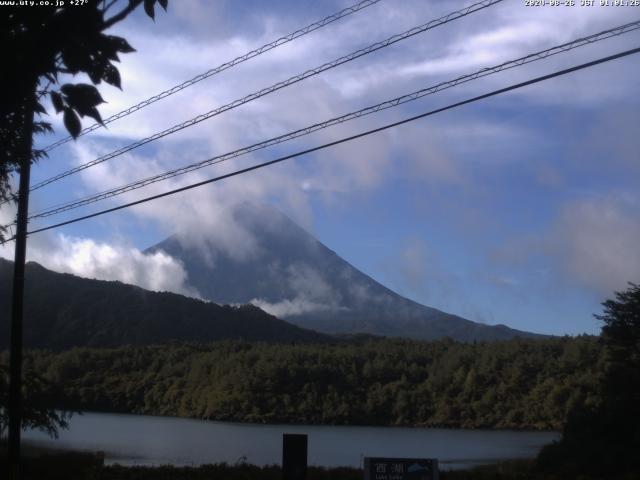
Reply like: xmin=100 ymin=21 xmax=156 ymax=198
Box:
xmin=11 ymin=335 xmax=603 ymax=431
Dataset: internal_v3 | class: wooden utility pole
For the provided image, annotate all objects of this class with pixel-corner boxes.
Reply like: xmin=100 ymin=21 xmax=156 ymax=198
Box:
xmin=8 ymin=91 xmax=35 ymax=480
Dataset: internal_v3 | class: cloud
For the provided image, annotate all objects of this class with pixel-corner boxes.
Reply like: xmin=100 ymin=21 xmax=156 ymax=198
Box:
xmin=13 ymin=0 xmax=638 ymax=338
xmin=491 ymin=194 xmax=640 ymax=297
xmin=67 ymin=139 xmax=311 ymax=259
xmin=35 ymin=235 xmax=199 ymax=297
xmin=250 ymin=297 xmax=332 ymax=318
xmin=399 ymin=22 xmax=547 ymax=78
xmin=395 ymin=125 xmax=466 ymax=186
xmin=577 ymin=105 xmax=640 ymax=173
xmin=40 ymin=0 xmax=638 ymax=233
xmin=250 ymin=262 xmax=345 ymax=317
xmin=552 ymin=196 xmax=640 ymax=295
xmin=0 ymin=204 xmax=197 ymax=297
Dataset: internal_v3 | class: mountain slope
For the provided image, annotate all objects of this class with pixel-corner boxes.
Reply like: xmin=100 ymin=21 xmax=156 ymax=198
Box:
xmin=0 ymin=258 xmax=331 ymax=350
xmin=147 ymin=204 xmax=541 ymax=341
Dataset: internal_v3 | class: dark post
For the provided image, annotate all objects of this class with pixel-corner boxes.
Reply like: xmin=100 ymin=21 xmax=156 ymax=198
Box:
xmin=282 ymin=433 xmax=307 ymax=480
xmin=8 ymin=91 xmax=35 ymax=480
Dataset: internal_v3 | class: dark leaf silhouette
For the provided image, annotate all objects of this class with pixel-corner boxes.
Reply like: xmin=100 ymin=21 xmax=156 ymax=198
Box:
xmin=63 ymin=107 xmax=81 ymax=138
xmin=50 ymin=91 xmax=64 ymax=113
xmin=61 ymin=84 xmax=105 ymax=109
xmin=144 ymin=0 xmax=156 ymax=20
xmin=86 ymin=59 xmax=108 ymax=84
xmin=33 ymin=122 xmax=54 ymax=135
xmin=97 ymin=36 xmax=121 ymax=62
xmin=107 ymin=35 xmax=136 ymax=54
xmin=34 ymin=102 xmax=47 ymax=115
xmin=85 ymin=107 xmax=104 ymax=125
xmin=102 ymin=64 xmax=122 ymax=89
xmin=32 ymin=148 xmax=49 ymax=161
xmin=61 ymin=45 xmax=92 ymax=74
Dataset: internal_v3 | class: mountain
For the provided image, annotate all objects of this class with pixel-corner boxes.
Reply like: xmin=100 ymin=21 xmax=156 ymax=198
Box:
xmin=147 ymin=203 xmax=541 ymax=341
xmin=0 ymin=258 xmax=331 ymax=350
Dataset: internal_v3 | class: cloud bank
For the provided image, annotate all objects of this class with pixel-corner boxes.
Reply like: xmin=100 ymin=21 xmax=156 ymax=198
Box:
xmin=0 ymin=208 xmax=197 ymax=297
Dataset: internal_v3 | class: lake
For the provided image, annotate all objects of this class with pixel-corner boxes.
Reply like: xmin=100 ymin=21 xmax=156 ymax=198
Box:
xmin=24 ymin=412 xmax=559 ymax=470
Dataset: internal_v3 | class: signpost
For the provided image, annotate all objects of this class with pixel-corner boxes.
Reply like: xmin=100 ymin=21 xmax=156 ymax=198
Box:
xmin=364 ymin=457 xmax=439 ymax=480
xmin=282 ymin=433 xmax=308 ymax=480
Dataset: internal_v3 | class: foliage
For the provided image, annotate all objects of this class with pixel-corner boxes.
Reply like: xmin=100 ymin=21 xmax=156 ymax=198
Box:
xmin=96 ymin=464 xmax=361 ymax=480
xmin=1 ymin=454 xmax=635 ymax=480
xmin=0 ymin=364 xmax=72 ymax=439
xmin=597 ymin=282 xmax=640 ymax=418
xmin=13 ymin=336 xmax=603 ymax=431
xmin=0 ymin=0 xmax=168 ymax=212
xmin=537 ymin=283 xmax=640 ymax=477
xmin=0 ymin=452 xmax=362 ymax=480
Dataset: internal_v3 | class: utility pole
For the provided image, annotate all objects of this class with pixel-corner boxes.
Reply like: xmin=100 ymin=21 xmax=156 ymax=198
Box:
xmin=8 ymin=89 xmax=35 ymax=480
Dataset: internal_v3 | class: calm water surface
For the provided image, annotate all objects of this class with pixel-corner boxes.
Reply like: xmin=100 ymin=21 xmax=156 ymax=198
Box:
xmin=24 ymin=412 xmax=559 ymax=470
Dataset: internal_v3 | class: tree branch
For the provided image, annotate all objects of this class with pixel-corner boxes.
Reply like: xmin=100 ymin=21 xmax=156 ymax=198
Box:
xmin=103 ymin=1 xmax=141 ymax=29
xmin=103 ymin=0 xmax=119 ymax=14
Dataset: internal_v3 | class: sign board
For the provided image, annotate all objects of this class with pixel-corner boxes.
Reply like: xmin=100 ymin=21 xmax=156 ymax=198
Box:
xmin=282 ymin=433 xmax=308 ymax=480
xmin=364 ymin=457 xmax=439 ymax=480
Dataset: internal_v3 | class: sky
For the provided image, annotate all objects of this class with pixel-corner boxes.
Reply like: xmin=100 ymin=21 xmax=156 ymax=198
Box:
xmin=1 ymin=0 xmax=639 ymax=335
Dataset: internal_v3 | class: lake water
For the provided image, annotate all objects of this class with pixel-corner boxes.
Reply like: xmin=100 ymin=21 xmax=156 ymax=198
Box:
xmin=23 ymin=412 xmax=559 ymax=470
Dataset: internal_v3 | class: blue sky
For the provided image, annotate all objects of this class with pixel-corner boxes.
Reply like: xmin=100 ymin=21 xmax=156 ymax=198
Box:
xmin=1 ymin=0 xmax=639 ymax=335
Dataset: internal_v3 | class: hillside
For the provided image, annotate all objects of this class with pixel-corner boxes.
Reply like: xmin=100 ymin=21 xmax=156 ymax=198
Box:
xmin=0 ymin=258 xmax=331 ymax=350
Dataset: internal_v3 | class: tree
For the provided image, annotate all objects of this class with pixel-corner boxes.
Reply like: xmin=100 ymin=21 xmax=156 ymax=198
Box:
xmin=596 ymin=282 xmax=640 ymax=417
xmin=0 ymin=2 xmax=168 ymax=477
xmin=0 ymin=365 xmax=72 ymax=440
xmin=0 ymin=0 xmax=168 ymax=213
xmin=538 ymin=283 xmax=640 ymax=477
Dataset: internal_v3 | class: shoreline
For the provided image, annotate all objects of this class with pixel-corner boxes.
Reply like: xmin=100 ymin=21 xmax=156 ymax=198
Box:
xmin=59 ymin=408 xmax=561 ymax=433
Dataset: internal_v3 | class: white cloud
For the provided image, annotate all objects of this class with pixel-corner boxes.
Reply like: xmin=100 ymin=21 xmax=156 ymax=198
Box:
xmin=0 ymin=204 xmax=197 ymax=297
xmin=490 ymin=194 xmax=640 ymax=297
xmin=40 ymin=0 xmax=639 ymax=217
xmin=250 ymin=296 xmax=333 ymax=318
xmin=34 ymin=235 xmax=199 ymax=297
xmin=251 ymin=262 xmax=345 ymax=318
xmin=553 ymin=196 xmax=640 ymax=295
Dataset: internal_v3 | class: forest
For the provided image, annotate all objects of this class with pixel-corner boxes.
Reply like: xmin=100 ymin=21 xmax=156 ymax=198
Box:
xmin=8 ymin=335 xmax=603 ymax=431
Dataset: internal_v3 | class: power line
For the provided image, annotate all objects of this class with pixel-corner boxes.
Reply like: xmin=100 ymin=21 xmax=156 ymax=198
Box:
xmin=28 ymin=0 xmax=503 ymax=192
xmin=2 ymin=46 xmax=636 ymax=244
xmin=40 ymin=0 xmax=384 ymax=152
xmin=24 ymin=19 xmax=640 ymax=221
